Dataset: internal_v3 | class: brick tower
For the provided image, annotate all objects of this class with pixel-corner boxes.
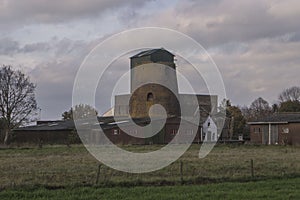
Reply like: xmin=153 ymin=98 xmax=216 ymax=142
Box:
xmin=129 ymin=48 xmax=180 ymax=118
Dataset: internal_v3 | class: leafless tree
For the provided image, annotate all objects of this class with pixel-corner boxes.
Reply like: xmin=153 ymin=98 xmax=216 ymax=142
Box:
xmin=0 ymin=65 xmax=37 ymax=144
xmin=240 ymin=106 xmax=253 ymax=121
xmin=279 ymin=86 xmax=300 ymax=102
xmin=249 ymin=97 xmax=272 ymax=120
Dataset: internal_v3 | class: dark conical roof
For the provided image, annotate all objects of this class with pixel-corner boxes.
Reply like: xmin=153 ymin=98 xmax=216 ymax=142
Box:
xmin=130 ymin=48 xmax=174 ymax=58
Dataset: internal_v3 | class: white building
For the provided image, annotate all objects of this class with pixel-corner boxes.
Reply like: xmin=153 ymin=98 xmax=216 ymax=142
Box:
xmin=202 ymin=116 xmax=218 ymax=142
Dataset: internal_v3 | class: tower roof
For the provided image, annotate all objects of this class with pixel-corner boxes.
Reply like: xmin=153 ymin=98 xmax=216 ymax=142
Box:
xmin=130 ymin=48 xmax=174 ymax=58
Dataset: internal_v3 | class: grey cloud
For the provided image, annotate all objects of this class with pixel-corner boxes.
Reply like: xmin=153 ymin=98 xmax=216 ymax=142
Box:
xmin=0 ymin=37 xmax=92 ymax=56
xmin=0 ymin=38 xmax=19 ymax=55
xmin=0 ymin=0 xmax=150 ymax=28
xmin=208 ymin=42 xmax=249 ymax=55
xmin=0 ymin=38 xmax=53 ymax=55
xmin=185 ymin=0 xmax=300 ymax=46
xmin=133 ymin=0 xmax=300 ymax=48
xmin=53 ymin=38 xmax=88 ymax=56
xmin=22 ymin=42 xmax=51 ymax=53
xmin=31 ymin=59 xmax=76 ymax=119
xmin=212 ymin=38 xmax=300 ymax=106
xmin=27 ymin=37 xmax=102 ymax=119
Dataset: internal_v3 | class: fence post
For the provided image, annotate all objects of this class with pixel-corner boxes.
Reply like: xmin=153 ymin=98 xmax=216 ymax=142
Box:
xmin=95 ymin=164 xmax=102 ymax=184
xmin=180 ymin=161 xmax=183 ymax=184
xmin=250 ymin=159 xmax=254 ymax=178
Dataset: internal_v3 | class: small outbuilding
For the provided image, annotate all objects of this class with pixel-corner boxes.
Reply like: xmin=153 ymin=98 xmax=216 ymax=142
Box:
xmin=248 ymin=113 xmax=300 ymax=145
xmin=202 ymin=116 xmax=218 ymax=142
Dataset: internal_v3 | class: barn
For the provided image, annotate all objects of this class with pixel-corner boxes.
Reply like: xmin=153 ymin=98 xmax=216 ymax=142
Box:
xmin=248 ymin=113 xmax=300 ymax=145
xmin=13 ymin=120 xmax=76 ymax=145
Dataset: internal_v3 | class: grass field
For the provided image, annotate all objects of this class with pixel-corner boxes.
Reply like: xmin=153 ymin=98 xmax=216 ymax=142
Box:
xmin=0 ymin=144 xmax=299 ymax=199
xmin=0 ymin=177 xmax=299 ymax=200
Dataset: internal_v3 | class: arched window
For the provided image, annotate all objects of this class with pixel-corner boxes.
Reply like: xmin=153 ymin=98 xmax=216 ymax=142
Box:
xmin=147 ymin=92 xmax=154 ymax=101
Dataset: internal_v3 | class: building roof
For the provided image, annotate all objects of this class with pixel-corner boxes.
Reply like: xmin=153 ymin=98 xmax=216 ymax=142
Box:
xmin=14 ymin=115 xmax=203 ymax=132
xmin=130 ymin=48 xmax=174 ymax=58
xmin=14 ymin=120 xmax=75 ymax=131
xmin=248 ymin=112 xmax=300 ymax=124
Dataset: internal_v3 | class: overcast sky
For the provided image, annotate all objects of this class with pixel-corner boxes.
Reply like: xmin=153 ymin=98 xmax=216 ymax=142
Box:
xmin=1 ymin=0 xmax=300 ymax=119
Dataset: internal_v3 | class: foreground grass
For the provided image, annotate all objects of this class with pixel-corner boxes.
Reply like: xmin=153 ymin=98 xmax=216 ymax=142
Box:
xmin=0 ymin=177 xmax=299 ymax=200
xmin=0 ymin=144 xmax=299 ymax=189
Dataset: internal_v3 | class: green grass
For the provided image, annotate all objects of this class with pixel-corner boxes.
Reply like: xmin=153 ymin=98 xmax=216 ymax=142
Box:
xmin=0 ymin=144 xmax=299 ymax=189
xmin=0 ymin=177 xmax=299 ymax=200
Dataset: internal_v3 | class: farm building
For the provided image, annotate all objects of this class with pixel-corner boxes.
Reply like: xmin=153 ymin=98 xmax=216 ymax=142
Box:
xmin=13 ymin=116 xmax=203 ymax=145
xmin=95 ymin=116 xmax=203 ymax=145
xmin=248 ymin=113 xmax=300 ymax=145
xmin=14 ymin=48 xmax=222 ymax=145
xmin=13 ymin=120 xmax=76 ymax=145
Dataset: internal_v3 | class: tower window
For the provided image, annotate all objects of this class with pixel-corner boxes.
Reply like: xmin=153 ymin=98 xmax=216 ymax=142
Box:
xmin=147 ymin=92 xmax=154 ymax=101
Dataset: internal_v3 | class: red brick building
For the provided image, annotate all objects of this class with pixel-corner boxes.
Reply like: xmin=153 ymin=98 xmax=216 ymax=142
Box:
xmin=248 ymin=113 xmax=300 ymax=145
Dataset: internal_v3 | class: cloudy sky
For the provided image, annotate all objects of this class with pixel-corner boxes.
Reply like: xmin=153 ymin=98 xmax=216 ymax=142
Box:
xmin=1 ymin=0 xmax=300 ymax=119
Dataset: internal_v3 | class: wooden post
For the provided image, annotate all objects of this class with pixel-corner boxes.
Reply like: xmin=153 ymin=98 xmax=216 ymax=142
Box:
xmin=95 ymin=164 xmax=102 ymax=184
xmin=268 ymin=123 xmax=272 ymax=145
xmin=250 ymin=159 xmax=254 ymax=178
xmin=180 ymin=161 xmax=183 ymax=184
xmin=200 ymin=127 xmax=203 ymax=143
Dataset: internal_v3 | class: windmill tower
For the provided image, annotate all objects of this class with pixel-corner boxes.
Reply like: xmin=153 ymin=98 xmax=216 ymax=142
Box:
xmin=129 ymin=48 xmax=180 ymax=118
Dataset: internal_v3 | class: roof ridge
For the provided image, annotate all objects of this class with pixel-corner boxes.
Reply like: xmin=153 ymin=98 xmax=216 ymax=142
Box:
xmin=130 ymin=48 xmax=173 ymax=58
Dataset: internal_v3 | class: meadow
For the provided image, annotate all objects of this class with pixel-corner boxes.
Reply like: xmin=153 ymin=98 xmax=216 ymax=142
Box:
xmin=0 ymin=144 xmax=299 ymax=199
xmin=0 ymin=177 xmax=299 ymax=200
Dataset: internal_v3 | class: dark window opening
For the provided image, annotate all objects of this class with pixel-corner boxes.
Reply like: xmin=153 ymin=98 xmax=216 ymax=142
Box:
xmin=147 ymin=92 xmax=154 ymax=101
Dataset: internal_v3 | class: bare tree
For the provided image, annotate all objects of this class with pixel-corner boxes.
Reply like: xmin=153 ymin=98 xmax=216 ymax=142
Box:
xmin=0 ymin=65 xmax=37 ymax=144
xmin=240 ymin=105 xmax=253 ymax=121
xmin=279 ymin=86 xmax=300 ymax=102
xmin=249 ymin=97 xmax=272 ymax=120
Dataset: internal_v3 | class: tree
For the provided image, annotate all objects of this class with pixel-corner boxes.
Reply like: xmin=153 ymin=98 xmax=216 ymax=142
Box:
xmin=278 ymin=86 xmax=300 ymax=112
xmin=249 ymin=97 xmax=272 ymax=120
xmin=279 ymin=86 xmax=300 ymax=102
xmin=219 ymin=99 xmax=246 ymax=139
xmin=62 ymin=104 xmax=98 ymax=120
xmin=219 ymin=98 xmax=231 ymax=116
xmin=279 ymin=100 xmax=300 ymax=112
xmin=227 ymin=105 xmax=246 ymax=138
xmin=0 ymin=65 xmax=37 ymax=144
xmin=240 ymin=106 xmax=253 ymax=121
xmin=0 ymin=118 xmax=6 ymax=142
xmin=272 ymin=103 xmax=279 ymax=113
